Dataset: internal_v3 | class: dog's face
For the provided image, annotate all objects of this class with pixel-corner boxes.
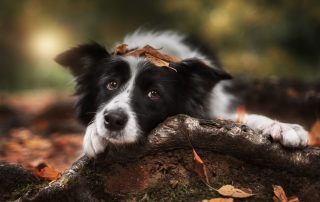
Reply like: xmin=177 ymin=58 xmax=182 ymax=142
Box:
xmin=55 ymin=43 xmax=231 ymax=144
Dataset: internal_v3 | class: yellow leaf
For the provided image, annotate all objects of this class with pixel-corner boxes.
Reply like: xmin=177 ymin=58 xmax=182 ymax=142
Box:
xmin=216 ymin=185 xmax=254 ymax=198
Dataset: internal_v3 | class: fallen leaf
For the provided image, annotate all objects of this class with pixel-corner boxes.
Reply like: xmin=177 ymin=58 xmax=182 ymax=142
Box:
xmin=192 ymin=148 xmax=209 ymax=185
xmin=273 ymin=185 xmax=287 ymax=202
xmin=288 ymin=196 xmax=299 ymax=202
xmin=114 ymin=44 xmax=128 ymax=55
xmin=216 ymin=185 xmax=254 ymax=198
xmin=308 ymin=119 xmax=320 ymax=146
xmin=33 ymin=162 xmax=61 ymax=181
xmin=202 ymin=198 xmax=234 ymax=202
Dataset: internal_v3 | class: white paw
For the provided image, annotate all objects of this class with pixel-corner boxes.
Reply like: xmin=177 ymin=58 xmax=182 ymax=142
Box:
xmin=83 ymin=123 xmax=108 ymax=157
xmin=262 ymin=121 xmax=309 ymax=147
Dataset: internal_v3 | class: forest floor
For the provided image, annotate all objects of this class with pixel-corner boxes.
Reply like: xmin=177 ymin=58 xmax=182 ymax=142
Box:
xmin=0 ymin=79 xmax=320 ymax=201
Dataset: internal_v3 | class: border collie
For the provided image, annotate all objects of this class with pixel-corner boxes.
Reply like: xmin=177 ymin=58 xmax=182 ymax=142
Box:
xmin=55 ymin=30 xmax=309 ymax=157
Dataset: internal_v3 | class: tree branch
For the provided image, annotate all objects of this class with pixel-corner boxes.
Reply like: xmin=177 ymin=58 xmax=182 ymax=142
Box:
xmin=4 ymin=115 xmax=320 ymax=201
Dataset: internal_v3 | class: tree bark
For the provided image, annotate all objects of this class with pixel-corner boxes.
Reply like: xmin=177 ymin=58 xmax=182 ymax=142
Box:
xmin=3 ymin=115 xmax=320 ymax=201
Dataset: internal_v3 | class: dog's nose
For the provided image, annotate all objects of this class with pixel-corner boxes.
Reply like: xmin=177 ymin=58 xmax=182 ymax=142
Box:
xmin=104 ymin=110 xmax=128 ymax=131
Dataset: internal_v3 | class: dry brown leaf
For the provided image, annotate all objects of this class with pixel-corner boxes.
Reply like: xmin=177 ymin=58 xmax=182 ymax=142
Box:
xmin=288 ymin=196 xmax=299 ymax=202
xmin=114 ymin=44 xmax=128 ymax=55
xmin=33 ymin=162 xmax=61 ymax=181
xmin=216 ymin=185 xmax=254 ymax=198
xmin=273 ymin=185 xmax=288 ymax=202
xmin=273 ymin=185 xmax=299 ymax=202
xmin=192 ymin=148 xmax=209 ymax=185
xmin=143 ymin=45 xmax=180 ymax=63
xmin=308 ymin=119 xmax=320 ymax=146
xmin=202 ymin=198 xmax=234 ymax=202
xmin=126 ymin=48 xmax=145 ymax=57
xmin=145 ymin=53 xmax=169 ymax=67
xmin=114 ymin=44 xmax=180 ymax=71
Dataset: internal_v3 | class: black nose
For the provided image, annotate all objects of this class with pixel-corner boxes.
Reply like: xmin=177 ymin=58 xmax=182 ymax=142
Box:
xmin=104 ymin=110 xmax=128 ymax=131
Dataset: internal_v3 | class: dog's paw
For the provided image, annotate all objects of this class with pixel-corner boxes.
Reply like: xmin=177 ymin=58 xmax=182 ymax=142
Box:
xmin=262 ymin=121 xmax=309 ymax=147
xmin=83 ymin=123 xmax=108 ymax=157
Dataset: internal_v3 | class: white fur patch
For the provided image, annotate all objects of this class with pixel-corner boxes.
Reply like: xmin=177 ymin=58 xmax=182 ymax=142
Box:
xmin=243 ymin=114 xmax=308 ymax=147
xmin=83 ymin=122 xmax=108 ymax=157
xmin=209 ymin=81 xmax=237 ymax=120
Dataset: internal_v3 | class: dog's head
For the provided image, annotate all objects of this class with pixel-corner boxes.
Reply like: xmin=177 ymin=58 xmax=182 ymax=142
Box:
xmin=55 ymin=42 xmax=231 ymax=144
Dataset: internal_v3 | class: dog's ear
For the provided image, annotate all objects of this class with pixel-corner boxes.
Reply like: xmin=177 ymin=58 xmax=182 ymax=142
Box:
xmin=54 ymin=42 xmax=109 ymax=76
xmin=174 ymin=58 xmax=231 ymax=89
xmin=172 ymin=58 xmax=232 ymax=117
xmin=55 ymin=42 xmax=109 ymax=125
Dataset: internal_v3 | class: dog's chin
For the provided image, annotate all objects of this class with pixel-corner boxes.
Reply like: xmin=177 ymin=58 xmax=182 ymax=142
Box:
xmin=97 ymin=129 xmax=139 ymax=144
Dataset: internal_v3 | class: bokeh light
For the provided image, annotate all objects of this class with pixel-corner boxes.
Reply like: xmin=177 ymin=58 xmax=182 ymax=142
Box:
xmin=30 ymin=30 xmax=64 ymax=59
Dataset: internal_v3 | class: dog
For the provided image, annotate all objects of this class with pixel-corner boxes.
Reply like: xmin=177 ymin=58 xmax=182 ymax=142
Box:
xmin=55 ymin=30 xmax=309 ymax=157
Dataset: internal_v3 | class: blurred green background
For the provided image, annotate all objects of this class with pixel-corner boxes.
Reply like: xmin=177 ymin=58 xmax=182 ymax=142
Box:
xmin=0 ymin=0 xmax=319 ymax=92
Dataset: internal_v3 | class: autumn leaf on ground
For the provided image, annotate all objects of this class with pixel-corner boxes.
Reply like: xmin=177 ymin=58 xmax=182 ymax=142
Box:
xmin=273 ymin=185 xmax=299 ymax=202
xmin=33 ymin=162 xmax=61 ymax=181
xmin=192 ymin=148 xmax=209 ymax=185
xmin=202 ymin=198 xmax=234 ymax=202
xmin=308 ymin=119 xmax=320 ymax=146
xmin=215 ymin=184 xmax=254 ymax=199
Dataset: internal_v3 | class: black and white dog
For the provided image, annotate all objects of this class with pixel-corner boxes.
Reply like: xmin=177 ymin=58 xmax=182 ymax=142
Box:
xmin=55 ymin=30 xmax=308 ymax=157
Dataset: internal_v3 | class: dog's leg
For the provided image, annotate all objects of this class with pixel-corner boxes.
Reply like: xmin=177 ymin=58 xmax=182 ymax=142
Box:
xmin=83 ymin=123 xmax=108 ymax=157
xmin=232 ymin=113 xmax=309 ymax=147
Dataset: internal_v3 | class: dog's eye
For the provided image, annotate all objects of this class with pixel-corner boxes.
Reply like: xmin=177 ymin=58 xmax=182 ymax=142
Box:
xmin=106 ymin=80 xmax=119 ymax=91
xmin=147 ymin=90 xmax=161 ymax=101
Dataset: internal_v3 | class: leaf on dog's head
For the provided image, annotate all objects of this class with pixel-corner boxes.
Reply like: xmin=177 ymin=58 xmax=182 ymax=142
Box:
xmin=113 ymin=44 xmax=180 ymax=71
xmin=126 ymin=48 xmax=145 ymax=57
xmin=145 ymin=53 xmax=169 ymax=67
xmin=145 ymin=53 xmax=177 ymax=72
xmin=114 ymin=44 xmax=128 ymax=55
xmin=143 ymin=45 xmax=180 ymax=63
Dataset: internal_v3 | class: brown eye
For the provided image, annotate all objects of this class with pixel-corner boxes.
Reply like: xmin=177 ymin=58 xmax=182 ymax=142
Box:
xmin=148 ymin=90 xmax=161 ymax=100
xmin=106 ymin=81 xmax=118 ymax=90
